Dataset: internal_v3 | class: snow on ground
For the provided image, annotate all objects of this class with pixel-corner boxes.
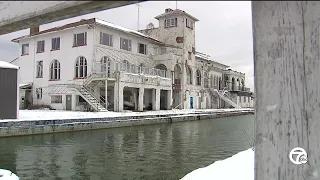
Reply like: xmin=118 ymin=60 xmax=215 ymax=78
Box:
xmin=181 ymin=148 xmax=254 ymax=180
xmin=0 ymin=108 xmax=253 ymax=122
xmin=0 ymin=169 xmax=19 ymax=180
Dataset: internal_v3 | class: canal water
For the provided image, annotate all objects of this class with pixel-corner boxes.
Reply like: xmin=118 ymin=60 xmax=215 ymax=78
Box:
xmin=0 ymin=115 xmax=254 ymax=180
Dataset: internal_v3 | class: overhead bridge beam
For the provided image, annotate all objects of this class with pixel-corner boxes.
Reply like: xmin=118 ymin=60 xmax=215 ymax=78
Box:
xmin=0 ymin=1 xmax=144 ymax=36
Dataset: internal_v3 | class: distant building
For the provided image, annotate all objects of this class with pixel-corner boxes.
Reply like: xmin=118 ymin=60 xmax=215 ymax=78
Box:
xmin=11 ymin=8 xmax=253 ymax=112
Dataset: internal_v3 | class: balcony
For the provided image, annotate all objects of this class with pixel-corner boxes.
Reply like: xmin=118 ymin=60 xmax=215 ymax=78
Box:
xmin=151 ymin=47 xmax=183 ymax=61
xmin=93 ymin=61 xmax=171 ymax=79
xmin=229 ymin=86 xmax=251 ymax=92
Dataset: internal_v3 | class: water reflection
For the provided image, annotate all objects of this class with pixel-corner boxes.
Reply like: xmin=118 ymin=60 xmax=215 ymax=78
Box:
xmin=0 ymin=115 xmax=254 ymax=180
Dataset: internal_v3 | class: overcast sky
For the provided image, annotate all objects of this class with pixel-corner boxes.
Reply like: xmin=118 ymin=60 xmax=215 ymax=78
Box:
xmin=0 ymin=1 xmax=254 ymax=91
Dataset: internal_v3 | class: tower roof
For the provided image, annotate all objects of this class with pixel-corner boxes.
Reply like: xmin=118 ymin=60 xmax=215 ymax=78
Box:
xmin=155 ymin=8 xmax=199 ymax=21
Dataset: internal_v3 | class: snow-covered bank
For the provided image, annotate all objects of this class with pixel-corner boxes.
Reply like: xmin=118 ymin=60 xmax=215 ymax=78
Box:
xmin=181 ymin=148 xmax=254 ymax=180
xmin=0 ymin=108 xmax=253 ymax=122
xmin=0 ymin=169 xmax=19 ymax=180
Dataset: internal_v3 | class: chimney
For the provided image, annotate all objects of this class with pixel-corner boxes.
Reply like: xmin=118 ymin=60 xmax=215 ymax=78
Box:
xmin=165 ymin=8 xmax=173 ymax=13
xmin=30 ymin=26 xmax=40 ymax=35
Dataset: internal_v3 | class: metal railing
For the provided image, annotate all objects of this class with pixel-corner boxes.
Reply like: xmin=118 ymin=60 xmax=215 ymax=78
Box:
xmin=67 ymin=80 xmax=107 ymax=110
xmin=93 ymin=61 xmax=171 ymax=79
xmin=152 ymin=47 xmax=183 ymax=56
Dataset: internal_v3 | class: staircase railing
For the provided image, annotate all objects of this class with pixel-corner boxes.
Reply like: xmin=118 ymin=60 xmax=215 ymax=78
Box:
xmin=67 ymin=80 xmax=107 ymax=111
xmin=212 ymin=88 xmax=241 ymax=109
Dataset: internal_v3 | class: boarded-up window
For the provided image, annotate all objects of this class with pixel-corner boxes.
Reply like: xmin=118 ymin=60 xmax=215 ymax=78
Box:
xmin=120 ymin=38 xmax=132 ymax=51
xmin=37 ymin=40 xmax=45 ymax=53
xmin=165 ymin=18 xmax=178 ymax=27
xmin=186 ymin=18 xmax=193 ymax=29
xmin=36 ymin=61 xmax=43 ymax=78
xmin=138 ymin=43 xmax=147 ymax=55
xmin=52 ymin=37 xmax=60 ymax=50
xmin=186 ymin=66 xmax=192 ymax=85
xmin=36 ymin=88 xmax=42 ymax=99
xmin=100 ymin=32 xmax=113 ymax=46
xmin=196 ymin=70 xmax=201 ymax=86
xmin=51 ymin=95 xmax=62 ymax=103
xmin=73 ymin=32 xmax=87 ymax=47
xmin=21 ymin=43 xmax=29 ymax=55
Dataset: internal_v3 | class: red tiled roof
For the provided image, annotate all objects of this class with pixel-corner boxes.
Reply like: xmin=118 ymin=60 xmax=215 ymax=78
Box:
xmin=11 ymin=18 xmax=95 ymax=43
xmin=11 ymin=18 xmax=163 ymax=44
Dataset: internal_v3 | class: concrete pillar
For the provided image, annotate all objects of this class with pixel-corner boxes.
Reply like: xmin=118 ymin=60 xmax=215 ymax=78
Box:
xmin=118 ymin=85 xmax=123 ymax=112
xmin=72 ymin=93 xmax=77 ymax=111
xmin=105 ymin=80 xmax=108 ymax=108
xmin=167 ymin=90 xmax=172 ymax=110
xmin=94 ymin=85 xmax=100 ymax=99
xmin=133 ymin=89 xmax=138 ymax=111
xmin=113 ymin=82 xmax=123 ymax=112
xmin=180 ymin=65 xmax=186 ymax=109
xmin=113 ymin=83 xmax=119 ymax=111
xmin=155 ymin=88 xmax=160 ymax=111
xmin=138 ymin=87 xmax=144 ymax=112
xmin=151 ymin=89 xmax=156 ymax=110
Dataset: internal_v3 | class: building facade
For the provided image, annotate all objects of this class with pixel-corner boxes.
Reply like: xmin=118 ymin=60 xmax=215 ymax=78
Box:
xmin=11 ymin=8 xmax=253 ymax=112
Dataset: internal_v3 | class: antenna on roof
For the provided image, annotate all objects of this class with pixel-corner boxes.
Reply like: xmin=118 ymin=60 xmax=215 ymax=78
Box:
xmin=136 ymin=3 xmax=141 ymax=31
xmin=176 ymin=1 xmax=177 ymax=9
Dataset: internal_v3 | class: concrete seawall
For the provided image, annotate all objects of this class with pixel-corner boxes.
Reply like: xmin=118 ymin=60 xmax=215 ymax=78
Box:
xmin=0 ymin=109 xmax=254 ymax=138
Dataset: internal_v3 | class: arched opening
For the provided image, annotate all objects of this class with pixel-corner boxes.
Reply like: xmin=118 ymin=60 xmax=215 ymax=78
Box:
xmin=231 ymin=77 xmax=235 ymax=91
xmin=173 ymin=64 xmax=182 ymax=109
xmin=224 ymin=76 xmax=229 ymax=88
xmin=204 ymin=72 xmax=208 ymax=88
xmin=50 ymin=59 xmax=60 ymax=80
xmin=241 ymin=79 xmax=245 ymax=91
xmin=75 ymin=56 xmax=87 ymax=78
xmin=174 ymin=64 xmax=182 ymax=84
xmin=186 ymin=66 xmax=193 ymax=85
xmin=155 ymin=64 xmax=167 ymax=71
xmin=196 ymin=69 xmax=201 ymax=86
xmin=237 ymin=78 xmax=240 ymax=90
xmin=155 ymin=64 xmax=168 ymax=77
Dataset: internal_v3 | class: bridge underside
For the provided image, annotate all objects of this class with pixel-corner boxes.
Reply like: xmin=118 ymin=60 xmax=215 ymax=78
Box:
xmin=0 ymin=1 xmax=143 ymax=35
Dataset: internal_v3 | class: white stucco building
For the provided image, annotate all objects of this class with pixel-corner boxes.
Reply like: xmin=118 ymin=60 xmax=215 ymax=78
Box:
xmin=11 ymin=8 xmax=254 ymax=112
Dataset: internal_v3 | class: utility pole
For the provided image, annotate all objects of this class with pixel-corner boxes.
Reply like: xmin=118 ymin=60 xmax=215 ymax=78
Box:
xmin=136 ymin=3 xmax=141 ymax=31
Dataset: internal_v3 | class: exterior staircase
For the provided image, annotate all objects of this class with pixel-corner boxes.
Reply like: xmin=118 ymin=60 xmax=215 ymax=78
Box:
xmin=211 ymin=88 xmax=242 ymax=109
xmin=68 ymin=83 xmax=107 ymax=111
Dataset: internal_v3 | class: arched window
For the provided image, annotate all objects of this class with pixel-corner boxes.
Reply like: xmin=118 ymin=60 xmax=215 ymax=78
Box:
xmin=75 ymin=56 xmax=87 ymax=78
xmin=49 ymin=59 xmax=60 ymax=80
xmin=186 ymin=66 xmax=193 ymax=85
xmin=196 ymin=70 xmax=201 ymax=86
xmin=204 ymin=72 xmax=209 ymax=88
